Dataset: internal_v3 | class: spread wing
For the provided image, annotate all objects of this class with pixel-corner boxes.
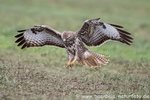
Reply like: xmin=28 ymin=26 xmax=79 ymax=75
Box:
xmin=15 ymin=25 xmax=65 ymax=49
xmin=78 ymin=18 xmax=133 ymax=46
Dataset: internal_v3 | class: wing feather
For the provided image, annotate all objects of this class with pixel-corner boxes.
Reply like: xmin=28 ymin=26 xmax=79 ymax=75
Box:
xmin=109 ymin=23 xmax=124 ymax=28
xmin=15 ymin=33 xmax=24 ymax=38
xmin=15 ymin=25 xmax=65 ymax=49
xmin=78 ymin=20 xmax=133 ymax=46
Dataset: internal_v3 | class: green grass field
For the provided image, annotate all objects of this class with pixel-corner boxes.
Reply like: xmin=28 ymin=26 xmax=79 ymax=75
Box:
xmin=0 ymin=0 xmax=150 ymax=99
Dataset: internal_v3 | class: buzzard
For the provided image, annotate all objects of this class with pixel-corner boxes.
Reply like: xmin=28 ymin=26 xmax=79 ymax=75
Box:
xmin=15 ymin=18 xmax=133 ymax=68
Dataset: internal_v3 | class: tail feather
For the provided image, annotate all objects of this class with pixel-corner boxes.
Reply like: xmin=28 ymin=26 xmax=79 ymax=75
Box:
xmin=79 ymin=51 xmax=109 ymax=67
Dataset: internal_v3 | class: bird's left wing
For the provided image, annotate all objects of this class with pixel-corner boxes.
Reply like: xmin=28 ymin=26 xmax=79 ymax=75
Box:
xmin=15 ymin=25 xmax=65 ymax=49
xmin=78 ymin=18 xmax=133 ymax=46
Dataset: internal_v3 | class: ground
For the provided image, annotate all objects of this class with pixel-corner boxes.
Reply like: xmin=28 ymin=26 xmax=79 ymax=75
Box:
xmin=0 ymin=0 xmax=150 ymax=99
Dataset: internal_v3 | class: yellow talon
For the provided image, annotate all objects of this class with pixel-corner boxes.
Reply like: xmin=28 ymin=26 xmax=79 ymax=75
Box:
xmin=70 ymin=60 xmax=76 ymax=65
xmin=66 ymin=55 xmax=77 ymax=68
xmin=70 ymin=55 xmax=77 ymax=65
xmin=66 ymin=61 xmax=73 ymax=68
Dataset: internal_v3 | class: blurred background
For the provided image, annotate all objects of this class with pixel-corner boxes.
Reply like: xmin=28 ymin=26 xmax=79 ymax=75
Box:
xmin=0 ymin=0 xmax=150 ymax=99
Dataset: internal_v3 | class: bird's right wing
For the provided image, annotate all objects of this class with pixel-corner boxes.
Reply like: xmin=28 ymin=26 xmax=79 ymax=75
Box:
xmin=15 ymin=25 xmax=65 ymax=49
xmin=78 ymin=18 xmax=133 ymax=46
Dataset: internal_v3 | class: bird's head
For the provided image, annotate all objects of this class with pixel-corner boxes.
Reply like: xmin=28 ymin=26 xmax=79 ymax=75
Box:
xmin=62 ymin=31 xmax=76 ymax=43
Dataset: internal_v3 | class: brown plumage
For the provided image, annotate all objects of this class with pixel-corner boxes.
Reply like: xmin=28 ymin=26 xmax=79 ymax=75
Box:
xmin=15 ymin=18 xmax=133 ymax=68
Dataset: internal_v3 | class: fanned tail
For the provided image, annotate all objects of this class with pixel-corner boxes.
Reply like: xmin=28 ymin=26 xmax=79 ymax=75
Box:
xmin=78 ymin=51 xmax=109 ymax=67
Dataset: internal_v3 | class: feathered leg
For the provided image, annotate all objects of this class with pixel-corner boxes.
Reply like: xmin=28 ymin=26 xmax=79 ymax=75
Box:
xmin=69 ymin=54 xmax=78 ymax=65
xmin=66 ymin=51 xmax=76 ymax=68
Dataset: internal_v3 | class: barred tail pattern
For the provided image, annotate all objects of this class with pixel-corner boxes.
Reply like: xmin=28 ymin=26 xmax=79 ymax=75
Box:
xmin=78 ymin=51 xmax=109 ymax=67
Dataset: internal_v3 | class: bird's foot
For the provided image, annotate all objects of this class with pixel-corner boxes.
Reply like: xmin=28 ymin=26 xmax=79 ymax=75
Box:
xmin=65 ymin=64 xmax=73 ymax=68
xmin=66 ymin=60 xmax=76 ymax=68
xmin=65 ymin=62 xmax=74 ymax=68
xmin=65 ymin=58 xmax=77 ymax=68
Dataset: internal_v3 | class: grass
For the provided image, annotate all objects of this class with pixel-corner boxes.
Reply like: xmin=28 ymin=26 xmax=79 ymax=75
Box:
xmin=0 ymin=0 xmax=150 ymax=99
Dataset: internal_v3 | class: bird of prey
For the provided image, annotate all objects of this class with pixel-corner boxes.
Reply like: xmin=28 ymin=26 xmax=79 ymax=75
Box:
xmin=15 ymin=18 xmax=133 ymax=68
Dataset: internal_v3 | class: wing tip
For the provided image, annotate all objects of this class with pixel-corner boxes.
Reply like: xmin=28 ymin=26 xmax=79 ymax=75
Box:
xmin=115 ymin=26 xmax=133 ymax=45
xmin=117 ymin=28 xmax=131 ymax=35
xmin=17 ymin=29 xmax=26 ymax=33
xmin=119 ymin=36 xmax=133 ymax=45
xmin=109 ymin=23 xmax=124 ymax=28
xmin=15 ymin=33 xmax=24 ymax=38
xmin=15 ymin=31 xmax=27 ymax=49
xmin=21 ymin=43 xmax=27 ymax=49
